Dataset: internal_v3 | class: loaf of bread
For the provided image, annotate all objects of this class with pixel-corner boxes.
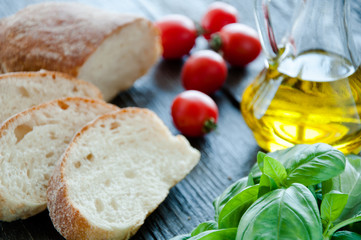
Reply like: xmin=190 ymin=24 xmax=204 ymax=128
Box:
xmin=0 ymin=97 xmax=119 ymax=221
xmin=0 ymin=71 xmax=103 ymax=123
xmin=47 ymin=108 xmax=200 ymax=240
xmin=0 ymin=2 xmax=161 ymax=101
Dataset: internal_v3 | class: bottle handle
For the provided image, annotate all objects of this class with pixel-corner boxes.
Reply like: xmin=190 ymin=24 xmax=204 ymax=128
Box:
xmin=254 ymin=0 xmax=279 ymax=60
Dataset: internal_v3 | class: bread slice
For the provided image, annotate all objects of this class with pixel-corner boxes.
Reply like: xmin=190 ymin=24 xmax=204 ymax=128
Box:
xmin=0 ymin=97 xmax=119 ymax=222
xmin=0 ymin=71 xmax=103 ymax=123
xmin=0 ymin=2 xmax=161 ymax=101
xmin=47 ymin=108 xmax=200 ymax=240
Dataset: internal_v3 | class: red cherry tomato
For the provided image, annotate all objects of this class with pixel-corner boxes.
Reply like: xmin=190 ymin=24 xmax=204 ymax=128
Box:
xmin=181 ymin=50 xmax=227 ymax=95
xmin=171 ymin=90 xmax=218 ymax=137
xmin=217 ymin=23 xmax=262 ymax=67
xmin=201 ymin=2 xmax=238 ymax=40
xmin=155 ymin=14 xmax=197 ymax=59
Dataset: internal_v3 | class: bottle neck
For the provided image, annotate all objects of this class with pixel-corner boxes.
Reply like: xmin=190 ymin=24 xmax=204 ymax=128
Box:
xmin=286 ymin=0 xmax=357 ymax=67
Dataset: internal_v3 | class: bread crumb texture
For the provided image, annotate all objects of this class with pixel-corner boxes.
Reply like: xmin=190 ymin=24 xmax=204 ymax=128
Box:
xmin=48 ymin=108 xmax=200 ymax=240
xmin=0 ymin=97 xmax=118 ymax=221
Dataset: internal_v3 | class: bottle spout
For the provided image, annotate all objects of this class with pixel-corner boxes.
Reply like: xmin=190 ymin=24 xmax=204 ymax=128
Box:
xmin=254 ymin=0 xmax=279 ymax=60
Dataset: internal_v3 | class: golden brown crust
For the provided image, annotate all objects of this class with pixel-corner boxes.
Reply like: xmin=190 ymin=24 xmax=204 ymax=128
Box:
xmin=0 ymin=70 xmax=103 ymax=100
xmin=0 ymin=2 xmax=140 ymax=75
xmin=0 ymin=97 xmax=119 ymax=140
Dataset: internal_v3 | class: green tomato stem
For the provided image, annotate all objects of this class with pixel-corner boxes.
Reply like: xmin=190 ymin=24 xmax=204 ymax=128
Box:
xmin=202 ymin=118 xmax=217 ymax=134
xmin=209 ymin=34 xmax=222 ymax=52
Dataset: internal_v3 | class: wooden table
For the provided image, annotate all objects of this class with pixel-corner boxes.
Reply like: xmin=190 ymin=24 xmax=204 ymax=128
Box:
xmin=1 ymin=0 xmax=361 ymax=239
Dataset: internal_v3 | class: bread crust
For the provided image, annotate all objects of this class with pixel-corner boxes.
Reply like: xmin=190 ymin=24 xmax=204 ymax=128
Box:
xmin=0 ymin=2 xmax=141 ymax=75
xmin=0 ymin=97 xmax=119 ymax=139
xmin=0 ymin=70 xmax=103 ymax=100
xmin=47 ymin=108 xmax=200 ymax=240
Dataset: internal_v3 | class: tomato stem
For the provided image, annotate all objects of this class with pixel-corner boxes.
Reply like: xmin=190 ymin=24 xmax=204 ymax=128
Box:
xmin=202 ymin=118 xmax=217 ymax=134
xmin=196 ymin=23 xmax=205 ymax=37
xmin=209 ymin=34 xmax=222 ymax=52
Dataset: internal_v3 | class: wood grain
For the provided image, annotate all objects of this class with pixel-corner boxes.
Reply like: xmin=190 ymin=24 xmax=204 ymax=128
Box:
xmin=1 ymin=0 xmax=361 ymax=239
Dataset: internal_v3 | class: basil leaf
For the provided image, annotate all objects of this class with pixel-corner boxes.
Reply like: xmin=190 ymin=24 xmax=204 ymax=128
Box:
xmin=191 ymin=221 xmax=218 ymax=236
xmin=332 ymin=231 xmax=361 ymax=240
xmin=257 ymin=151 xmax=268 ymax=172
xmin=250 ymin=144 xmax=345 ymax=186
xmin=170 ymin=234 xmax=191 ymax=240
xmin=258 ymin=174 xmax=278 ymax=197
xmin=218 ymin=185 xmax=259 ymax=228
xmin=237 ymin=183 xmax=322 ymax=240
xmin=323 ymin=155 xmax=361 ymax=223
xmin=213 ymin=177 xmax=248 ymax=221
xmin=321 ymin=190 xmax=348 ymax=225
xmin=250 ymin=163 xmax=262 ymax=184
xmin=262 ymin=155 xmax=287 ymax=187
xmin=188 ymin=229 xmax=237 ymax=240
xmin=247 ymin=172 xmax=255 ymax=186
xmin=283 ymin=143 xmax=345 ymax=186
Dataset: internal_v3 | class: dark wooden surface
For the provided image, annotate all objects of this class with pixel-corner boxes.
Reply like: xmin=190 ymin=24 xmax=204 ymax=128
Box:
xmin=1 ymin=0 xmax=361 ymax=239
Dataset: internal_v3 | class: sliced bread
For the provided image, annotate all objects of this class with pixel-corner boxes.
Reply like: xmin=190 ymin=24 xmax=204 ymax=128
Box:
xmin=0 ymin=70 xmax=103 ymax=123
xmin=47 ymin=108 xmax=200 ymax=240
xmin=0 ymin=2 xmax=161 ymax=101
xmin=0 ymin=97 xmax=119 ymax=222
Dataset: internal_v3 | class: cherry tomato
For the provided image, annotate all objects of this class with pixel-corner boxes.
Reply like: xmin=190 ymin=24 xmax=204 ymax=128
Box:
xmin=181 ymin=50 xmax=227 ymax=95
xmin=201 ymin=2 xmax=238 ymax=40
xmin=171 ymin=90 xmax=218 ymax=137
xmin=216 ymin=23 xmax=262 ymax=67
xmin=155 ymin=14 xmax=197 ymax=59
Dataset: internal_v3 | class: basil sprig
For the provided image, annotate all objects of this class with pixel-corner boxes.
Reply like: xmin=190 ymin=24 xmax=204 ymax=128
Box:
xmin=170 ymin=143 xmax=361 ymax=240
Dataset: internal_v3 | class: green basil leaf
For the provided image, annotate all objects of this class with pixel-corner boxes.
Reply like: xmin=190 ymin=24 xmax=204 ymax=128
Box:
xmin=218 ymin=185 xmax=259 ymax=228
xmin=213 ymin=177 xmax=248 ymax=221
xmin=323 ymin=155 xmax=361 ymax=223
xmin=258 ymin=174 xmax=278 ymax=197
xmin=236 ymin=183 xmax=322 ymax=240
xmin=170 ymin=234 xmax=191 ymax=240
xmin=250 ymin=163 xmax=262 ymax=184
xmin=262 ymin=155 xmax=287 ymax=187
xmin=191 ymin=221 xmax=218 ymax=237
xmin=257 ymin=151 xmax=268 ymax=172
xmin=250 ymin=144 xmax=345 ymax=186
xmin=332 ymin=231 xmax=361 ymax=240
xmin=188 ymin=228 xmax=237 ymax=240
xmin=283 ymin=143 xmax=345 ymax=186
xmin=321 ymin=190 xmax=348 ymax=225
xmin=247 ymin=172 xmax=255 ymax=186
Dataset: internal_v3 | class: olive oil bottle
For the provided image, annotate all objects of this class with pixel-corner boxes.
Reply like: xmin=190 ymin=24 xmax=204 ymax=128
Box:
xmin=241 ymin=49 xmax=361 ymax=153
xmin=248 ymin=0 xmax=361 ymax=153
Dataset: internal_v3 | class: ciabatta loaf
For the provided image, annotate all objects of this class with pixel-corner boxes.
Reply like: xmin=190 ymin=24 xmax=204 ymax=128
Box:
xmin=0 ymin=2 xmax=161 ymax=101
xmin=0 ymin=71 xmax=103 ymax=123
xmin=47 ymin=108 xmax=200 ymax=240
xmin=0 ymin=97 xmax=119 ymax=222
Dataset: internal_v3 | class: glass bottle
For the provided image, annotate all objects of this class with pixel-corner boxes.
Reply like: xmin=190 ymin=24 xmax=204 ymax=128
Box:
xmin=241 ymin=0 xmax=361 ymax=153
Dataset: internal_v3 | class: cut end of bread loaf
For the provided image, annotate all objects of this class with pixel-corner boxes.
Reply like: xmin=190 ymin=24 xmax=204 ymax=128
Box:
xmin=78 ymin=18 xmax=161 ymax=101
xmin=0 ymin=2 xmax=161 ymax=101
xmin=0 ymin=70 xmax=103 ymax=123
xmin=47 ymin=108 xmax=200 ymax=240
xmin=0 ymin=97 xmax=119 ymax=221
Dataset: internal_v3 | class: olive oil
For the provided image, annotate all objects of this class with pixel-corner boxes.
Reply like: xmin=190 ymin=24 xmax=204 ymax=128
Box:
xmin=241 ymin=50 xmax=361 ymax=153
